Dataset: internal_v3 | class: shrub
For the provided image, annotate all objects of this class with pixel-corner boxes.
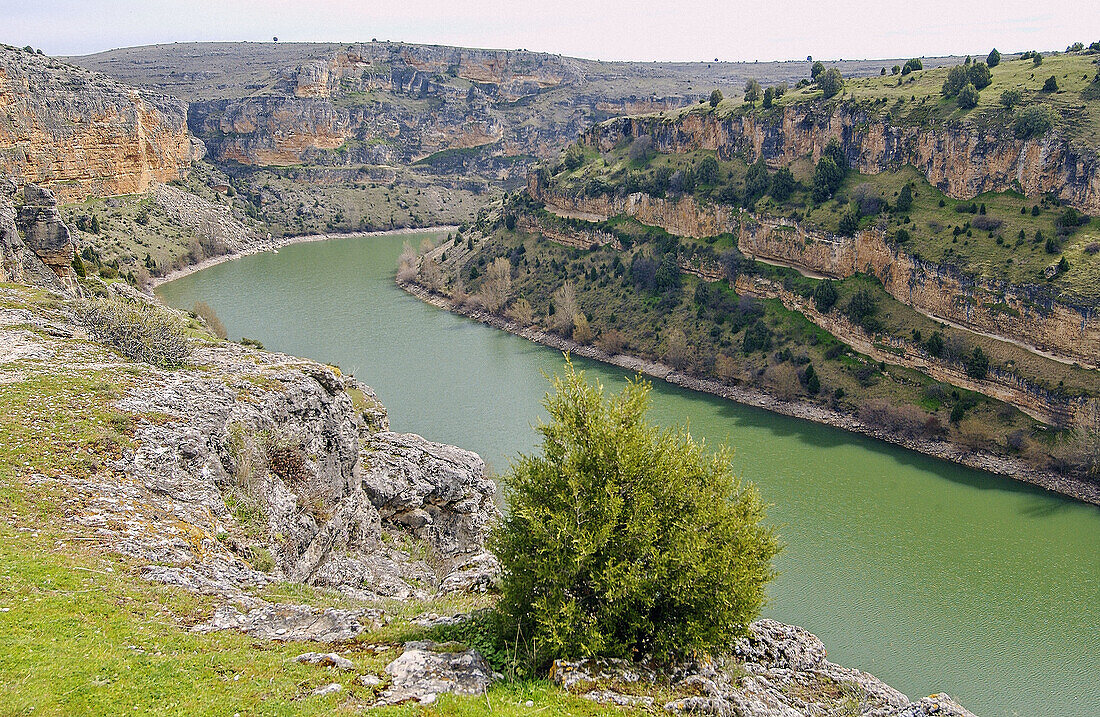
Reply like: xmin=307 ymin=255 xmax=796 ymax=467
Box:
xmin=859 ymin=399 xmax=933 ymax=437
xmin=967 ymin=62 xmax=992 ymax=90
xmin=810 ymin=61 xmax=825 ymax=79
xmin=896 ymin=183 xmax=913 ymax=212
xmin=1000 ymin=89 xmax=1022 ymax=109
xmin=762 ymin=86 xmax=774 ymax=108
xmin=812 ymin=279 xmax=839 ymax=312
xmin=892 ymin=65 xmax=901 ymax=75
xmin=709 ymin=89 xmax=723 ymax=107
xmin=1043 ymin=75 xmax=1058 ymax=92
xmin=1014 ymin=105 xmax=1057 ymax=139
xmin=818 ymin=68 xmax=844 ymax=98
xmin=697 ymin=155 xmax=721 ymax=185
xmin=491 ymin=365 xmax=779 ymax=663
xmin=965 ymin=347 xmax=989 ymax=379
xmin=987 ymin=48 xmax=1001 ymax=67
xmin=902 ymin=58 xmax=922 ymax=75
xmin=79 ymin=296 xmax=191 ymax=369
xmin=811 ymin=156 xmax=844 ymax=202
xmin=942 ymin=66 xmax=968 ymax=97
xmin=838 ymin=207 xmax=862 ymax=235
xmin=596 ymin=328 xmax=627 ymax=355
xmin=957 ymin=82 xmax=980 ymax=109
xmin=769 ymin=166 xmax=796 ymax=201
xmin=743 ymin=78 xmax=762 ymax=105
xmin=192 ymin=301 xmax=227 ymax=339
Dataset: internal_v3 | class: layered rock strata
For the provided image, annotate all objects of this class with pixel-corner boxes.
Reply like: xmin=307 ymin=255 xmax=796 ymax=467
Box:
xmin=584 ymin=105 xmax=1100 ymax=213
xmin=532 ymin=184 xmax=1100 ymax=368
xmin=0 ymin=45 xmax=193 ymax=202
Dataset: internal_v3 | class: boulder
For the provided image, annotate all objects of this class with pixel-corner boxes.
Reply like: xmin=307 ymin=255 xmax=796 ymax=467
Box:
xmin=376 ymin=641 xmax=494 ymax=706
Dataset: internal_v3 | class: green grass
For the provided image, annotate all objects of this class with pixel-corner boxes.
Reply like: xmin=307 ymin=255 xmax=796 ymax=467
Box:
xmin=775 ymin=52 xmax=1100 ymax=149
xmin=0 ymin=285 xmax=640 ymax=716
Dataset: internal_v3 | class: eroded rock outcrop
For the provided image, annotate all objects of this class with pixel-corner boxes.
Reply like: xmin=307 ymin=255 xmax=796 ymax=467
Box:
xmin=533 ymin=185 xmax=1100 ymax=368
xmin=585 ymin=104 xmax=1100 ymax=213
xmin=553 ymin=619 xmax=975 ymax=717
xmin=0 ymin=178 xmax=63 ymax=289
xmin=3 ymin=284 xmax=498 ymax=606
xmin=0 ymin=46 xmax=193 ymax=202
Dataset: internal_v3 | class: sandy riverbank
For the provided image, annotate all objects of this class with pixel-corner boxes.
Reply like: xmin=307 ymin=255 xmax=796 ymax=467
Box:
xmin=150 ymin=226 xmax=457 ymax=289
xmin=398 ymin=279 xmax=1100 ymax=507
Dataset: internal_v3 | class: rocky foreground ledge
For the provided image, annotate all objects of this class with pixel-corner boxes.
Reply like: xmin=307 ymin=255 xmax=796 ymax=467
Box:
xmin=0 ymin=281 xmax=973 ymax=715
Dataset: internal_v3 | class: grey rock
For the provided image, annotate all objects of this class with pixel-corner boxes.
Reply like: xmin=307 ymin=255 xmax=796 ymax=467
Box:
xmin=193 ymin=602 xmax=378 ymax=643
xmin=376 ymin=640 xmax=494 ymax=706
xmin=310 ymin=683 xmax=342 ymax=697
xmin=363 ymin=431 xmax=498 ymax=560
xmin=0 ymin=180 xmax=65 ymax=290
xmin=295 ymin=652 xmax=355 ymax=670
xmin=553 ymin=619 xmax=976 ymax=717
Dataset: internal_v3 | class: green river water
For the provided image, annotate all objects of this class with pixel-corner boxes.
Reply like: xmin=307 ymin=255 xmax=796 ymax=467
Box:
xmin=157 ymin=231 xmax=1100 ymax=717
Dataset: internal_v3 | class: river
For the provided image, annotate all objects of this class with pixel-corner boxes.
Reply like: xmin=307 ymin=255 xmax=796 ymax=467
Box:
xmin=156 ymin=230 xmax=1100 ymax=717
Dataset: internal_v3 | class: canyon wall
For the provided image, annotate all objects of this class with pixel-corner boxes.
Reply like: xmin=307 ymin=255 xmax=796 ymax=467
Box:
xmin=583 ymin=105 xmax=1100 ymax=213
xmin=525 ymin=191 xmax=1091 ymax=424
xmin=531 ymin=184 xmax=1100 ymax=368
xmin=0 ymin=46 xmax=195 ymax=203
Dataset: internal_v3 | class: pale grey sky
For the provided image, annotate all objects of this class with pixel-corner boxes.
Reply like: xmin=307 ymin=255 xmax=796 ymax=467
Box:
xmin=5 ymin=0 xmax=1098 ymax=61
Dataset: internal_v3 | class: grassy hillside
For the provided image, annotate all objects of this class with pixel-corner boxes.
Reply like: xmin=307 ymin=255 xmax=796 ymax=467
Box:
xmin=0 ymin=283 xmax=635 ymax=716
xmin=547 ymin=129 xmax=1100 ymax=302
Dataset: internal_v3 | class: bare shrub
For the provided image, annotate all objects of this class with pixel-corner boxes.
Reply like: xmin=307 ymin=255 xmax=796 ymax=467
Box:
xmin=628 ymin=135 xmax=654 ymax=162
xmin=478 ymin=257 xmax=513 ymax=313
xmin=508 ymin=297 xmax=534 ymax=324
xmin=972 ymin=216 xmax=1003 ymax=231
xmin=192 ymin=301 xmax=227 ymax=339
xmin=859 ymin=399 xmax=934 ymax=437
xmin=551 ymin=282 xmax=578 ymax=334
xmin=572 ymin=313 xmax=594 ymax=344
xmin=764 ymin=362 xmax=801 ymax=400
xmin=79 ymin=296 xmax=191 ymax=368
xmin=596 ymin=328 xmax=627 ymax=355
xmin=396 ymin=241 xmax=418 ymax=283
xmin=1085 ymin=242 xmax=1100 ymax=255
xmin=715 ymin=353 xmax=744 ymax=384
xmin=664 ymin=327 xmax=691 ymax=370
xmin=420 ymin=255 xmax=443 ymax=291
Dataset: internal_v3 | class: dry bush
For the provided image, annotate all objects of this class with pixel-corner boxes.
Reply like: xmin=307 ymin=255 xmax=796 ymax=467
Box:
xmin=572 ymin=313 xmax=594 ymax=344
xmin=596 ymin=328 xmax=627 ymax=355
xmin=479 ymin=257 xmax=513 ymax=313
xmin=715 ymin=353 xmax=744 ymax=384
xmin=79 ymin=296 xmax=191 ymax=368
xmin=192 ymin=301 xmax=227 ymax=339
xmin=420 ymin=255 xmax=443 ymax=291
xmin=859 ymin=399 xmax=936 ymax=437
xmin=663 ymin=327 xmax=691 ymax=370
xmin=764 ymin=363 xmax=801 ymax=400
xmin=551 ymin=282 xmax=578 ymax=334
xmin=956 ymin=420 xmax=996 ymax=452
xmin=508 ymin=297 xmax=534 ymax=324
xmin=396 ymin=241 xmax=418 ymax=283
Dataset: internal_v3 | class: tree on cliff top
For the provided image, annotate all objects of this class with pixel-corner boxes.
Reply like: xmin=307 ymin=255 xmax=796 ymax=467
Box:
xmin=743 ymin=78 xmax=762 ymax=106
xmin=709 ymin=88 xmax=723 ymax=107
xmin=491 ymin=362 xmax=779 ymax=664
xmin=817 ymin=67 xmax=844 ymax=99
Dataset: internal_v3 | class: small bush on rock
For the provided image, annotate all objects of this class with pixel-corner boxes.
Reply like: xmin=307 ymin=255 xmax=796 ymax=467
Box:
xmin=491 ymin=363 xmax=779 ymax=665
xmin=79 ymin=296 xmax=191 ymax=369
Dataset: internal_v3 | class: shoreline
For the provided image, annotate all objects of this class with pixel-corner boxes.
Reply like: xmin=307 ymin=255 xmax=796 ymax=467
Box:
xmin=150 ymin=226 xmax=458 ymax=289
xmin=398 ymin=279 xmax=1100 ymax=508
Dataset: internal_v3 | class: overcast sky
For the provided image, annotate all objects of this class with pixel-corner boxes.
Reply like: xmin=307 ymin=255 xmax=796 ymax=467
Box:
xmin=6 ymin=0 xmax=1098 ymax=62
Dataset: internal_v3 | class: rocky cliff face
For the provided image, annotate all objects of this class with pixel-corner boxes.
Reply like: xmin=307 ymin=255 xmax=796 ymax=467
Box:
xmin=533 ymin=184 xmax=1100 ymax=367
xmin=0 ymin=45 xmax=195 ymax=202
xmin=0 ymin=281 xmax=498 ymax=603
xmin=0 ymin=178 xmax=63 ymax=289
xmin=585 ymin=104 xmax=1100 ymax=213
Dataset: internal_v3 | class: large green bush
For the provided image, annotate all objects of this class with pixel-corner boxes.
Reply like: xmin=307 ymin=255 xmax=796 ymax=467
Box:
xmin=491 ymin=363 xmax=779 ymax=664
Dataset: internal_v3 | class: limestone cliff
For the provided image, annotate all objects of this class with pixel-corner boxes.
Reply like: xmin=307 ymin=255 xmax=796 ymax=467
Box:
xmin=0 ymin=45 xmax=194 ymax=202
xmin=532 ymin=183 xmax=1100 ymax=368
xmin=584 ymin=104 xmax=1100 ymax=213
